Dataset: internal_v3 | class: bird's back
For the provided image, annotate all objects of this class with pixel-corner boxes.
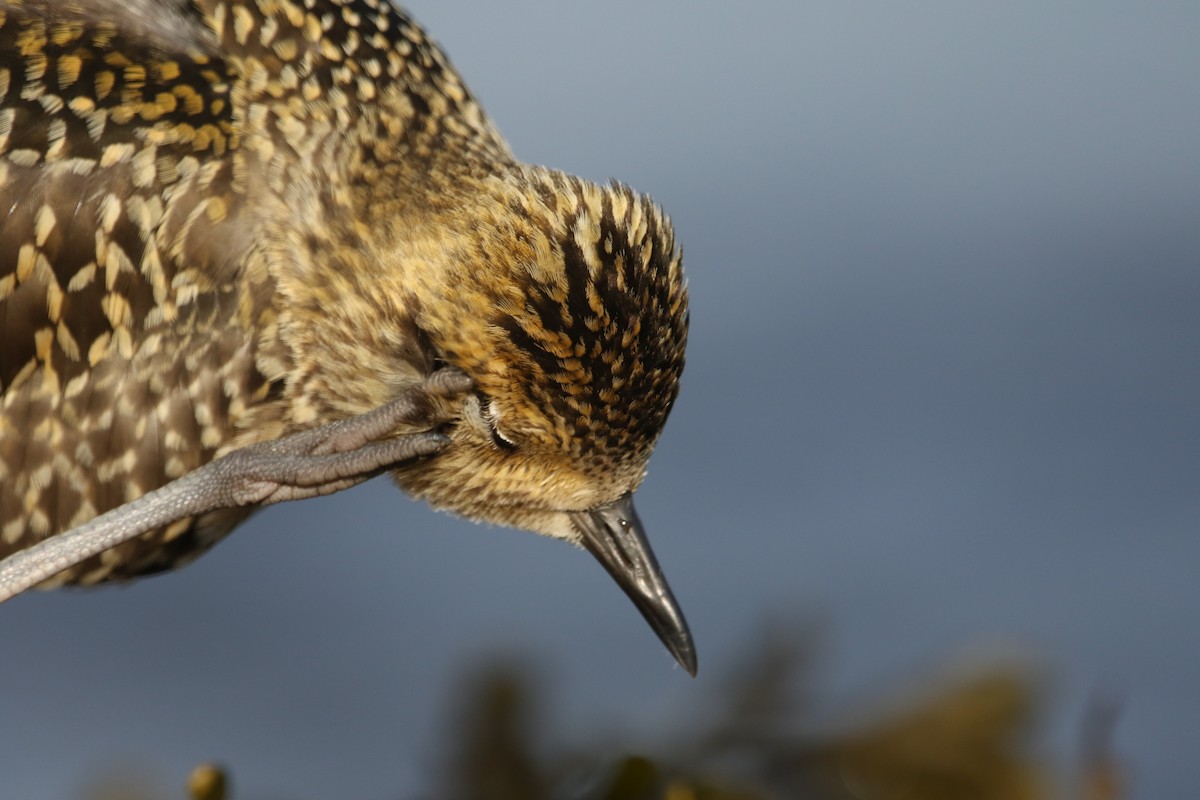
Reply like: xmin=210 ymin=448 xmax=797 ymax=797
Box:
xmin=0 ymin=0 xmax=506 ymax=584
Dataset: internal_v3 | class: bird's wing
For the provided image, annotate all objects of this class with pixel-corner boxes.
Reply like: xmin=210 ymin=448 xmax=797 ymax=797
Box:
xmin=0 ymin=0 xmax=277 ymax=583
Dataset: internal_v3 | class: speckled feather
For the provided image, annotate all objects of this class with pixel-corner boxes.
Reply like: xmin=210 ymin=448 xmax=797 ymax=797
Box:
xmin=0 ymin=0 xmax=687 ymax=587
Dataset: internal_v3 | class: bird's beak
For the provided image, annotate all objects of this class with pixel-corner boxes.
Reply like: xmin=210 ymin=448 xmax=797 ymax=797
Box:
xmin=570 ymin=493 xmax=697 ymax=676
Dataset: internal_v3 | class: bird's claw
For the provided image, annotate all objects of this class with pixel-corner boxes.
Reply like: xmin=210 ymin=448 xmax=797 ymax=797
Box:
xmin=223 ymin=369 xmax=474 ymax=502
xmin=424 ymin=365 xmax=474 ymax=397
xmin=257 ymin=368 xmax=473 ymax=459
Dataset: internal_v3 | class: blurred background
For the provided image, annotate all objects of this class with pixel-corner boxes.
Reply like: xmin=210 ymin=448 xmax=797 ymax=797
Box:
xmin=2 ymin=2 xmax=1197 ymax=797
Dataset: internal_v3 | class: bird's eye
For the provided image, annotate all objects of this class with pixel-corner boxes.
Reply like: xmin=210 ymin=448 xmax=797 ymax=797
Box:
xmin=479 ymin=395 xmax=517 ymax=451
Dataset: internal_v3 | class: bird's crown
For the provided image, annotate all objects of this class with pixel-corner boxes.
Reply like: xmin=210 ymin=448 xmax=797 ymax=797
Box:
xmin=381 ymin=166 xmax=688 ymax=537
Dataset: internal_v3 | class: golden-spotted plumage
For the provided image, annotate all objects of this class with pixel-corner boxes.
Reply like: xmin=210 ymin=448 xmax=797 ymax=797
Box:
xmin=0 ymin=0 xmax=689 ymax=661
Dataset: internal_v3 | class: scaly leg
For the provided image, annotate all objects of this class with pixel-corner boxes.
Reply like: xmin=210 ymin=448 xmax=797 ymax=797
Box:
xmin=0 ymin=369 xmax=472 ymax=603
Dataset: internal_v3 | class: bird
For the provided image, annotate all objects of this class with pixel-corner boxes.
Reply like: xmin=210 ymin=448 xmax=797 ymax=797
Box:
xmin=0 ymin=0 xmax=694 ymax=673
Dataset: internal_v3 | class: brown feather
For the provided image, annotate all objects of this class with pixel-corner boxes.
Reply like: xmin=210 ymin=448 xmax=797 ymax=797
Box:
xmin=0 ymin=0 xmax=688 ymax=586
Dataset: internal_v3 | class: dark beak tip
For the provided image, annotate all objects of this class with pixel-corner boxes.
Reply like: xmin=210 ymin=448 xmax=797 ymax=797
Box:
xmin=675 ymin=642 xmax=699 ymax=677
xmin=656 ymin=603 xmax=697 ymax=677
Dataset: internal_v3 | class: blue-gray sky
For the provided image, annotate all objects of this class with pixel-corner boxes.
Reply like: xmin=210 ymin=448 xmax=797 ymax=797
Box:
xmin=2 ymin=2 xmax=1198 ymax=797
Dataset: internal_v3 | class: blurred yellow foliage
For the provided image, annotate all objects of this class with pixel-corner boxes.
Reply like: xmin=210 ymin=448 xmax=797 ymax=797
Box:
xmin=112 ymin=632 xmax=1123 ymax=800
xmin=186 ymin=764 xmax=227 ymax=800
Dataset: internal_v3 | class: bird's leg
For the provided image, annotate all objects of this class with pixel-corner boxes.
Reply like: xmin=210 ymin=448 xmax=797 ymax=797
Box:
xmin=0 ymin=369 xmax=473 ymax=603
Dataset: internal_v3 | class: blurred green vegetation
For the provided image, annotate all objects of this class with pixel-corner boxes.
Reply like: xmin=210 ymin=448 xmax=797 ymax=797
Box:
xmin=88 ymin=630 xmax=1124 ymax=800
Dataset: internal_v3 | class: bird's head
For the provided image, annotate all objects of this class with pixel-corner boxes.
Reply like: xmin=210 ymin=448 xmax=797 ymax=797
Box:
xmin=384 ymin=167 xmax=693 ymax=672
